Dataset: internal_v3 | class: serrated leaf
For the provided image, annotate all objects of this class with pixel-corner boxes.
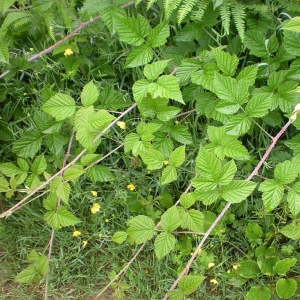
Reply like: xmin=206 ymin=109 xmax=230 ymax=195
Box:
xmin=34 ymin=111 xmax=63 ymax=134
xmin=147 ymin=23 xmax=169 ymax=47
xmin=124 ymin=133 xmax=140 ymax=153
xmin=137 ymin=122 xmax=161 ymax=141
xmin=225 ymin=113 xmax=251 ymax=136
xmin=150 ymin=75 xmax=184 ymax=104
xmin=0 ymin=43 xmax=9 ymax=64
xmin=236 ymin=64 xmax=258 ymax=86
xmin=114 ymin=14 xmax=149 ymax=46
xmin=143 ymin=60 xmax=169 ymax=81
xmin=99 ymin=86 xmax=131 ymax=110
xmin=12 ymin=131 xmax=42 ymax=158
xmin=180 ymin=193 xmax=196 ymax=209
xmin=0 ymin=176 xmax=9 ymax=192
xmin=125 ymin=44 xmax=153 ymax=68
xmin=45 ymin=133 xmax=68 ymax=155
xmin=80 ymin=154 xmax=102 ymax=166
xmin=214 ymin=48 xmax=238 ymax=76
xmin=111 ymin=231 xmax=128 ymax=244
xmin=161 ymin=206 xmax=181 ymax=232
xmin=132 ymin=79 xmax=151 ymax=104
xmin=245 ymin=94 xmax=272 ymax=118
xmin=176 ymin=58 xmax=202 ymax=83
xmin=280 ymin=220 xmax=300 ymax=240
xmin=169 ymin=145 xmax=185 ymax=167
xmin=244 ymin=30 xmax=267 ymax=57
xmin=86 ymin=166 xmax=115 ymax=182
xmin=154 ymin=232 xmax=176 ymax=260
xmin=181 ymin=209 xmax=204 ymax=232
xmin=287 ymin=182 xmax=300 ymax=216
xmin=127 ymin=215 xmax=155 ymax=244
xmin=168 ymin=290 xmax=184 ymax=300
xmin=259 ymin=179 xmax=284 ymax=212
xmin=0 ymin=0 xmax=15 ymax=15
xmin=43 ymin=193 xmax=58 ymax=211
xmin=0 ymin=163 xmax=23 ymax=176
xmin=81 ymin=81 xmax=99 ymax=107
xmin=274 ymin=160 xmax=299 ymax=184
xmin=245 ymin=286 xmax=271 ymax=300
xmin=44 ymin=206 xmax=81 ymax=230
xmin=14 ymin=265 xmax=41 ymax=284
xmin=214 ymin=73 xmax=249 ymax=104
xmin=221 ymin=180 xmax=257 ymax=203
xmin=283 ymin=31 xmax=300 ymax=56
xmin=0 ymin=120 xmax=13 ymax=141
xmin=140 ymin=149 xmax=164 ymax=170
xmin=42 ymin=93 xmax=75 ymax=121
xmin=170 ymin=125 xmax=193 ymax=144
xmin=161 ymin=165 xmax=178 ymax=185
xmin=217 ymin=160 xmax=237 ymax=185
xmin=63 ymin=165 xmax=83 ymax=182
xmin=31 ymin=155 xmax=47 ymax=174
xmin=282 ymin=17 xmax=300 ymax=33
xmin=25 ymin=174 xmax=40 ymax=188
xmin=178 ymin=275 xmax=206 ymax=295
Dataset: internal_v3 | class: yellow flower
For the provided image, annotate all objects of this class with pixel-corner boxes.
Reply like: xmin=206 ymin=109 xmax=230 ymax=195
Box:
xmin=227 ymin=269 xmax=231 ymax=274
xmin=29 ymin=48 xmax=33 ymax=51
xmin=197 ymin=249 xmax=202 ymax=255
xmin=91 ymin=203 xmax=101 ymax=214
xmin=64 ymin=48 xmax=73 ymax=56
xmin=163 ymin=160 xmax=169 ymax=165
xmin=233 ymin=264 xmax=239 ymax=270
xmin=208 ymin=262 xmax=215 ymax=268
xmin=105 ymin=219 xmax=109 ymax=223
xmin=82 ymin=240 xmax=88 ymax=248
xmin=210 ymin=279 xmax=218 ymax=285
xmin=116 ymin=121 xmax=126 ymax=130
xmin=127 ymin=183 xmax=136 ymax=191
xmin=91 ymin=191 xmax=97 ymax=197
xmin=72 ymin=230 xmax=81 ymax=237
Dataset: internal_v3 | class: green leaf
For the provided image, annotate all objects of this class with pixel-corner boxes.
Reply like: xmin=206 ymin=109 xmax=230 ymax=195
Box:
xmin=0 ymin=120 xmax=13 ymax=141
xmin=180 ymin=193 xmax=196 ymax=209
xmin=125 ymin=44 xmax=153 ymax=68
xmin=0 ymin=0 xmax=15 ymax=15
xmin=81 ymin=81 xmax=99 ymax=107
xmin=259 ymin=179 xmax=284 ymax=212
xmin=169 ymin=145 xmax=185 ymax=167
xmin=63 ymin=165 xmax=83 ymax=182
xmin=236 ymin=260 xmax=260 ymax=278
xmin=127 ymin=215 xmax=155 ymax=244
xmin=283 ymin=31 xmax=300 ymax=56
xmin=147 ymin=23 xmax=169 ymax=47
xmin=42 ymin=93 xmax=75 ymax=121
xmin=245 ymin=223 xmax=263 ymax=240
xmin=181 ymin=209 xmax=204 ymax=232
xmin=124 ymin=133 xmax=140 ymax=153
xmin=257 ymin=256 xmax=280 ymax=276
xmin=214 ymin=48 xmax=238 ymax=76
xmin=25 ymin=174 xmax=40 ymax=189
xmin=276 ymin=279 xmax=297 ymax=299
xmin=287 ymin=182 xmax=300 ymax=216
xmin=245 ymin=286 xmax=271 ymax=300
xmin=31 ymin=155 xmax=47 ymax=174
xmin=244 ymin=30 xmax=267 ymax=57
xmin=221 ymin=180 xmax=257 ymax=203
xmin=137 ymin=122 xmax=161 ymax=141
xmin=161 ymin=165 xmax=178 ymax=185
xmin=45 ymin=133 xmax=68 ymax=155
xmin=245 ymin=94 xmax=272 ymax=118
xmin=168 ymin=289 xmax=184 ymax=300
xmin=43 ymin=193 xmax=58 ymax=211
xmin=176 ymin=58 xmax=202 ymax=83
xmin=12 ymin=131 xmax=42 ymax=158
xmin=0 ymin=163 xmax=23 ymax=176
xmin=161 ymin=206 xmax=181 ymax=232
xmin=282 ymin=17 xmax=300 ymax=33
xmin=140 ymin=149 xmax=164 ymax=170
xmin=50 ymin=177 xmax=70 ymax=205
xmin=192 ymin=63 xmax=219 ymax=91
xmin=34 ymin=111 xmax=63 ymax=134
xmin=225 ymin=113 xmax=251 ymax=136
xmin=99 ymin=86 xmax=132 ymax=110
xmin=154 ymin=232 xmax=176 ymax=260
xmin=280 ymin=220 xmax=300 ymax=240
xmin=236 ymin=64 xmax=258 ymax=87
xmin=0 ymin=43 xmax=9 ymax=64
xmin=214 ymin=73 xmax=248 ymax=104
xmin=111 ymin=231 xmax=128 ymax=244
xmin=0 ymin=176 xmax=9 ymax=192
xmin=273 ymin=258 xmax=297 ymax=275
xmin=274 ymin=160 xmax=300 ymax=184
xmin=44 ymin=206 xmax=81 ymax=230
xmin=86 ymin=166 xmax=115 ymax=182
xmin=178 ymin=275 xmax=206 ymax=295
xmin=150 ymin=75 xmax=184 ymax=104
xmin=217 ymin=160 xmax=237 ymax=186
xmin=132 ymin=79 xmax=151 ymax=104
xmin=143 ymin=60 xmax=169 ymax=81
xmin=170 ymin=125 xmax=193 ymax=144
xmin=114 ymin=14 xmax=149 ymax=46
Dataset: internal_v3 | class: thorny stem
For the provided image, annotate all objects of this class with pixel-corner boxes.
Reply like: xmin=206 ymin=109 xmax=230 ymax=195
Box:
xmin=163 ymin=119 xmax=292 ymax=299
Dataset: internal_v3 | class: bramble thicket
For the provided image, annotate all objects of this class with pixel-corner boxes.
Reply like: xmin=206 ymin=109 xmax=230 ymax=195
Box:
xmin=1 ymin=1 xmax=300 ymax=299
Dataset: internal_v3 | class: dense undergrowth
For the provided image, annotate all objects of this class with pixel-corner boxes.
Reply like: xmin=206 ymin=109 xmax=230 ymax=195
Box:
xmin=1 ymin=0 xmax=300 ymax=299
